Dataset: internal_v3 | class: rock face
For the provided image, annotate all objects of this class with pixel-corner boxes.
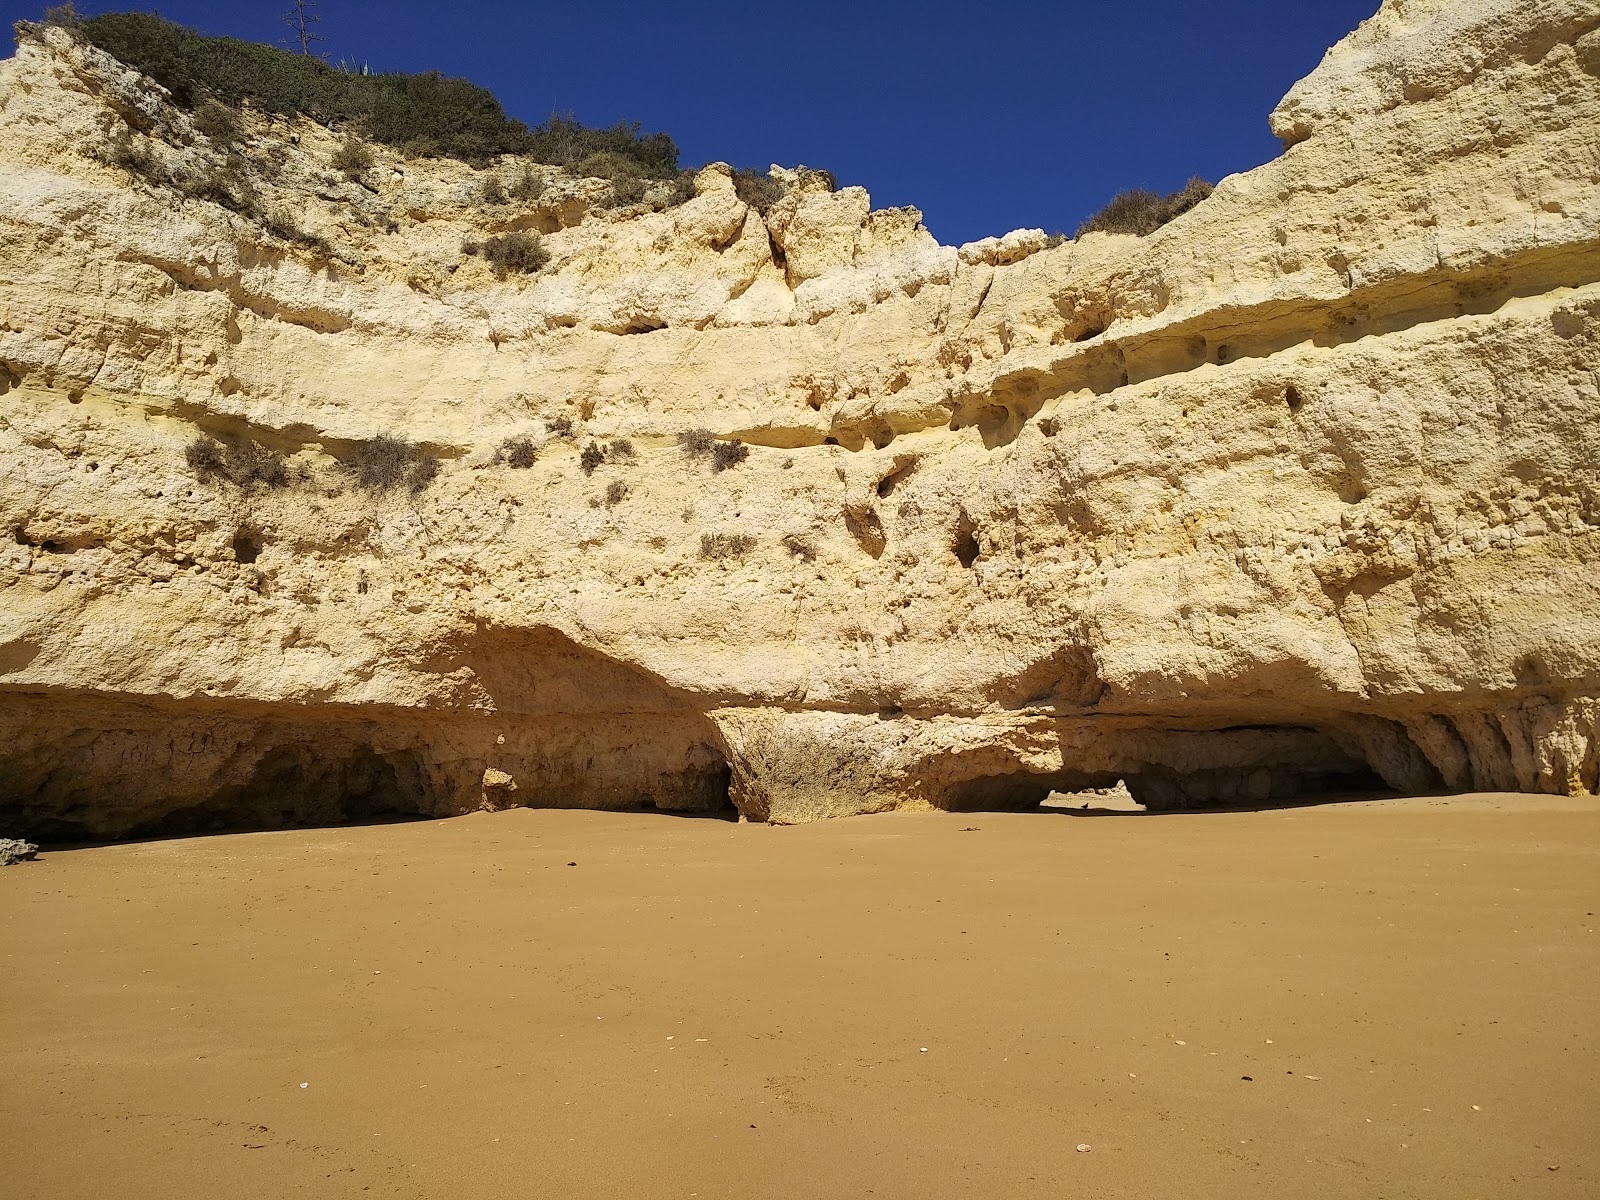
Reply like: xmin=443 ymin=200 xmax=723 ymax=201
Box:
xmin=1 ymin=0 xmax=1598 ymax=837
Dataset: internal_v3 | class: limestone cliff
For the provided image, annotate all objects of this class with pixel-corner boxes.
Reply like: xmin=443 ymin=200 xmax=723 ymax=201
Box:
xmin=2 ymin=0 xmax=1597 ymax=837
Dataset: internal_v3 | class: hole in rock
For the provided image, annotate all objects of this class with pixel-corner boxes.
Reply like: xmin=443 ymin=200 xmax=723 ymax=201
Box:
xmin=232 ymin=527 xmax=263 ymax=564
xmin=952 ymin=514 xmax=981 ymax=568
xmin=875 ymin=459 xmax=918 ymax=498
xmin=1285 ymin=384 xmax=1304 ymax=412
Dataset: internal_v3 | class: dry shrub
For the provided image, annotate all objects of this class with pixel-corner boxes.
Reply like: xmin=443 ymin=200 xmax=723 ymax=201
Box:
xmin=1075 ymin=177 xmax=1213 ymax=239
xmin=782 ymin=533 xmax=817 ymax=562
xmin=498 ymin=437 xmax=536 ymax=468
xmin=193 ymin=98 xmax=241 ymax=144
xmin=481 ymin=231 xmax=549 ymax=277
xmin=480 ymin=175 xmax=508 ymax=205
xmin=545 ymin=416 xmax=574 ymax=438
xmin=332 ymin=136 xmax=375 ymax=181
xmin=700 ymin=532 xmax=756 ymax=560
xmin=345 ymin=435 xmax=438 ymax=492
xmin=679 ymin=428 xmax=714 ymax=457
xmin=732 ymin=167 xmax=783 ymax=214
xmin=712 ymin=439 xmax=749 ymax=472
xmin=605 ymin=480 xmax=629 ymax=506
xmin=185 ymin=434 xmax=288 ymax=488
xmin=508 ymin=166 xmax=545 ymax=202
xmin=579 ymin=442 xmax=604 ymax=475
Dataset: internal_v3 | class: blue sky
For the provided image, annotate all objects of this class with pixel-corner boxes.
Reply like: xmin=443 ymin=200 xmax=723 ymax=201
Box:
xmin=8 ymin=1 xmax=1378 ymax=244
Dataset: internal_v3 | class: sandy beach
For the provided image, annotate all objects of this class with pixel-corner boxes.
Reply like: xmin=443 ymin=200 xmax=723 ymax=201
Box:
xmin=2 ymin=794 xmax=1596 ymax=1199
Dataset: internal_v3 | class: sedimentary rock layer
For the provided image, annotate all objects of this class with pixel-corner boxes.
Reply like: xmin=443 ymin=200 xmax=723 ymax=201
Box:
xmin=1 ymin=0 xmax=1597 ymax=834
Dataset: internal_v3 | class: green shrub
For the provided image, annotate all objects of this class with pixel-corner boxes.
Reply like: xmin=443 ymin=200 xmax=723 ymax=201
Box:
xmin=712 ymin=439 xmax=749 ymax=472
xmin=527 ymin=112 xmax=679 ymax=179
xmin=344 ymin=435 xmax=437 ymax=492
xmin=1075 ymin=177 xmax=1213 ymax=239
xmin=732 ymin=168 xmax=783 ymax=214
xmin=579 ymin=442 xmax=604 ymax=475
xmin=480 ymin=175 xmax=508 ymax=205
xmin=40 ymin=3 xmax=80 ymax=27
xmin=508 ymin=166 xmax=546 ymax=202
xmin=185 ymin=434 xmax=288 ymax=488
xmin=574 ymin=151 xmax=648 ymax=205
xmin=700 ymin=532 xmax=756 ymax=560
xmin=332 ymin=136 xmax=374 ymax=180
xmin=67 ymin=12 xmax=679 ymax=174
xmin=665 ymin=170 xmax=697 ymax=207
xmin=480 ymin=231 xmax=548 ymax=277
xmin=192 ymin=98 xmax=241 ymax=144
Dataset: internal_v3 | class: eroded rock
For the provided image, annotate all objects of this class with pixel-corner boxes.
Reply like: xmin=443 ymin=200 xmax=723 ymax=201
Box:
xmin=0 ymin=0 xmax=1597 ymax=835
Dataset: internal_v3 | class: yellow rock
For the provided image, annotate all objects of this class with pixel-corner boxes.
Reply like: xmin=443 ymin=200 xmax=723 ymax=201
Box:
xmin=0 ymin=1 xmax=1596 ymax=835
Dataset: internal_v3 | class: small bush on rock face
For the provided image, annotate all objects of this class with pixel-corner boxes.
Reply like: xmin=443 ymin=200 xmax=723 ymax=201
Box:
xmin=193 ymin=98 xmax=241 ymax=144
xmin=782 ymin=533 xmax=818 ymax=562
xmin=665 ymin=170 xmax=697 ymax=207
xmin=732 ymin=168 xmax=783 ymax=214
xmin=508 ymin=166 xmax=545 ymax=202
xmin=574 ymin=151 xmax=648 ymax=205
xmin=480 ymin=231 xmax=549 ymax=277
xmin=498 ymin=436 xmax=536 ymax=468
xmin=700 ymin=532 xmax=756 ymax=560
xmin=606 ymin=438 xmax=635 ymax=464
xmin=332 ymin=136 xmax=375 ymax=181
xmin=480 ymin=175 xmax=508 ymax=205
xmin=185 ymin=434 xmax=288 ymax=488
xmin=1075 ymin=177 xmax=1213 ymax=239
xmin=545 ymin=416 xmax=574 ymax=438
xmin=712 ymin=439 xmax=749 ymax=472
xmin=345 ymin=435 xmax=438 ymax=492
xmin=680 ymin=428 xmax=714 ymax=457
xmin=579 ymin=442 xmax=604 ymax=475
xmin=605 ymin=480 xmax=629 ymax=506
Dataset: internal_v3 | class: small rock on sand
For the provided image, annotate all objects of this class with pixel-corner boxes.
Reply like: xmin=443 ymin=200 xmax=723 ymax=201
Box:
xmin=0 ymin=839 xmax=38 ymax=866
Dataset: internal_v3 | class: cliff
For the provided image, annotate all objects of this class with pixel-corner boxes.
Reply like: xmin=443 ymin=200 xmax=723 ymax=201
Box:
xmin=2 ymin=0 xmax=1597 ymax=837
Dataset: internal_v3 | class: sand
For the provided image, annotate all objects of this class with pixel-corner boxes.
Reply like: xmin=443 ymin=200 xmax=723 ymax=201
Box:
xmin=1 ymin=794 xmax=1596 ymax=1199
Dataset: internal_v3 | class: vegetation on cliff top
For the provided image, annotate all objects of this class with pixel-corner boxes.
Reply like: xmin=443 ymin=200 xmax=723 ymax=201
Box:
xmin=1075 ymin=177 xmax=1213 ymax=239
xmin=31 ymin=7 xmax=1202 ymax=238
xmin=33 ymin=8 xmax=679 ymax=173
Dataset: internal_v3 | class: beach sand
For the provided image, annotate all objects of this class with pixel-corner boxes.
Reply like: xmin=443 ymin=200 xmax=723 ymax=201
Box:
xmin=1 ymin=794 xmax=1596 ymax=1198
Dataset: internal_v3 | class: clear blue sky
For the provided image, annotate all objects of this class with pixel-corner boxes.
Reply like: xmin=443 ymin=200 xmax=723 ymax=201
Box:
xmin=8 ymin=1 xmax=1378 ymax=244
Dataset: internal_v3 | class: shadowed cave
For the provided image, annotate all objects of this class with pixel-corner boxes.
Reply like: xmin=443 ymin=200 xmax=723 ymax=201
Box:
xmin=0 ymin=626 xmax=738 ymax=840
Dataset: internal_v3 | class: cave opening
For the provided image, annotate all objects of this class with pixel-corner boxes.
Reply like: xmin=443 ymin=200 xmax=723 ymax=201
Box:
xmin=938 ymin=762 xmax=1393 ymax=816
xmin=131 ymin=744 xmax=432 ymax=839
